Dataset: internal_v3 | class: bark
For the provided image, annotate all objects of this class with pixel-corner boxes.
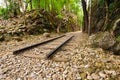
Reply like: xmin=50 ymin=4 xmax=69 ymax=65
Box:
xmin=81 ymin=0 xmax=89 ymax=33
xmin=25 ymin=2 xmax=28 ymax=11
xmin=88 ymin=0 xmax=92 ymax=36
xmin=102 ymin=0 xmax=109 ymax=31
xmin=4 ymin=0 xmax=8 ymax=9
xmin=30 ymin=0 xmax=32 ymax=10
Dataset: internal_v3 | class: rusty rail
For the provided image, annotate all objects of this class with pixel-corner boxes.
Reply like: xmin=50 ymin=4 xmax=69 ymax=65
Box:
xmin=13 ymin=35 xmax=65 ymax=54
xmin=46 ymin=35 xmax=74 ymax=59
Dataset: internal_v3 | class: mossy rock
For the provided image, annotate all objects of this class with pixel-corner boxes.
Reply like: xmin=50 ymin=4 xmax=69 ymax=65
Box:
xmin=89 ymin=32 xmax=116 ymax=50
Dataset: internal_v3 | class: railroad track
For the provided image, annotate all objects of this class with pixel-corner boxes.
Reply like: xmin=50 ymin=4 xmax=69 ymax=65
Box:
xmin=13 ymin=34 xmax=74 ymax=62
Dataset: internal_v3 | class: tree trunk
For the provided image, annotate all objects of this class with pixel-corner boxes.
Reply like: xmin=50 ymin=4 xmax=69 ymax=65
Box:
xmin=102 ymin=0 xmax=109 ymax=31
xmin=4 ymin=0 xmax=8 ymax=9
xmin=88 ymin=0 xmax=92 ymax=36
xmin=81 ymin=0 xmax=89 ymax=33
xmin=30 ymin=0 xmax=32 ymax=10
xmin=25 ymin=2 xmax=28 ymax=11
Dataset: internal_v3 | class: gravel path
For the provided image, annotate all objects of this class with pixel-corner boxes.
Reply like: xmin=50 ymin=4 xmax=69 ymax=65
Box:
xmin=0 ymin=31 xmax=120 ymax=80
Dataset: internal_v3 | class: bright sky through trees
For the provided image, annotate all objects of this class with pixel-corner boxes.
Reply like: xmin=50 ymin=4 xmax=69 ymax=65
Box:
xmin=0 ymin=0 xmax=6 ymax=8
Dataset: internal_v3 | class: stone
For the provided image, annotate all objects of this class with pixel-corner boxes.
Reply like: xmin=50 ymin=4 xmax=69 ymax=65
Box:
xmin=95 ymin=62 xmax=105 ymax=67
xmin=84 ymin=64 xmax=90 ymax=68
xmin=0 ymin=29 xmax=5 ymax=34
xmin=13 ymin=37 xmax=23 ymax=42
xmin=17 ymin=78 xmax=22 ymax=80
xmin=112 ymin=42 xmax=120 ymax=55
xmin=52 ymin=74 xmax=58 ymax=80
xmin=43 ymin=32 xmax=50 ymax=37
xmin=80 ymin=73 xmax=87 ymax=79
xmin=0 ymin=73 xmax=3 ymax=80
xmin=91 ymin=73 xmax=100 ymax=80
xmin=29 ymin=72 xmax=36 ymax=77
xmin=0 ymin=35 xmax=4 ymax=41
xmin=87 ymin=75 xmax=93 ymax=80
xmin=17 ymin=60 xmax=21 ymax=63
xmin=26 ymin=77 xmax=33 ymax=80
xmin=99 ymin=72 xmax=106 ymax=78
xmin=104 ymin=70 xmax=117 ymax=76
xmin=89 ymin=32 xmax=116 ymax=49
xmin=63 ymin=70 xmax=68 ymax=74
xmin=89 ymin=31 xmax=120 ymax=55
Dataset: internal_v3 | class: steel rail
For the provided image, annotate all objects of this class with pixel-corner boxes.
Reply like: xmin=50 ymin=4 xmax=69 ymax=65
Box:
xmin=46 ymin=35 xmax=74 ymax=59
xmin=13 ymin=35 xmax=65 ymax=54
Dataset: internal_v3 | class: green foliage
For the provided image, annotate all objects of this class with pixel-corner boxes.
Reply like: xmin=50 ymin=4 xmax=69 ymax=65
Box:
xmin=116 ymin=36 xmax=120 ymax=41
xmin=77 ymin=10 xmax=83 ymax=27
xmin=0 ymin=7 xmax=8 ymax=19
xmin=57 ymin=14 xmax=63 ymax=19
xmin=0 ymin=0 xmax=83 ymax=26
xmin=98 ymin=0 xmax=105 ymax=6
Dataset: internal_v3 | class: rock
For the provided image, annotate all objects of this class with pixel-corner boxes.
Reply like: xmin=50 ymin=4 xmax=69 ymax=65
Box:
xmin=91 ymin=73 xmax=100 ymax=80
xmin=89 ymin=32 xmax=120 ymax=55
xmin=29 ymin=72 xmax=36 ymax=77
xmin=12 ymin=37 xmax=23 ymax=41
xmin=0 ymin=68 xmax=3 ymax=80
xmin=84 ymin=64 xmax=90 ymax=68
xmin=95 ymin=62 xmax=105 ymax=67
xmin=99 ymin=32 xmax=116 ymax=49
xmin=63 ymin=70 xmax=68 ymax=74
xmin=112 ymin=42 xmax=120 ymax=55
xmin=101 ymin=58 xmax=111 ymax=63
xmin=89 ymin=32 xmax=116 ymax=49
xmin=104 ymin=70 xmax=117 ymax=76
xmin=0 ymin=35 xmax=4 ymax=41
xmin=52 ymin=74 xmax=58 ymax=80
xmin=99 ymin=72 xmax=106 ymax=78
xmin=0 ymin=29 xmax=5 ymax=34
xmin=87 ymin=75 xmax=93 ymax=80
xmin=43 ymin=32 xmax=50 ymax=37
xmin=80 ymin=73 xmax=87 ymax=79
xmin=17 ymin=78 xmax=22 ymax=80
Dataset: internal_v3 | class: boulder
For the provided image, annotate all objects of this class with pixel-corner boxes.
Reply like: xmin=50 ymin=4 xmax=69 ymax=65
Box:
xmin=98 ymin=32 xmax=116 ymax=50
xmin=111 ymin=42 xmax=120 ymax=55
xmin=89 ymin=32 xmax=116 ymax=50
xmin=89 ymin=32 xmax=120 ymax=55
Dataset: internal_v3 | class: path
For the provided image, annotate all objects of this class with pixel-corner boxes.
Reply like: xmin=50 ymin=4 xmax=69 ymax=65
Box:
xmin=0 ymin=31 xmax=120 ymax=80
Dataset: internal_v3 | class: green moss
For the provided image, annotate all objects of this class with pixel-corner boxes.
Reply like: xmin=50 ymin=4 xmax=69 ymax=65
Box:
xmin=95 ymin=32 xmax=104 ymax=40
xmin=116 ymin=36 xmax=120 ymax=41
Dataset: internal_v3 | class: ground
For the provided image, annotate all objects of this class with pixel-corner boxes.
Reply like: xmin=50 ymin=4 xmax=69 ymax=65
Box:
xmin=0 ymin=31 xmax=120 ymax=80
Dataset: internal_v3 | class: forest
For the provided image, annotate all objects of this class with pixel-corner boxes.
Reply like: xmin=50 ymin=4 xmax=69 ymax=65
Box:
xmin=0 ymin=0 xmax=120 ymax=80
xmin=0 ymin=0 xmax=82 ymax=34
xmin=0 ymin=0 xmax=119 ymax=38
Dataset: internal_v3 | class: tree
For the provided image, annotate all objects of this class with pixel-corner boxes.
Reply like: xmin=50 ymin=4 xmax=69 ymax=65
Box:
xmin=88 ymin=0 xmax=91 ymax=36
xmin=81 ymin=0 xmax=89 ymax=33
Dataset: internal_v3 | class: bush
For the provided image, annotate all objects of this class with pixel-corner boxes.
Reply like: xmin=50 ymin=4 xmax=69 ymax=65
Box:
xmin=0 ymin=7 xmax=8 ymax=19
